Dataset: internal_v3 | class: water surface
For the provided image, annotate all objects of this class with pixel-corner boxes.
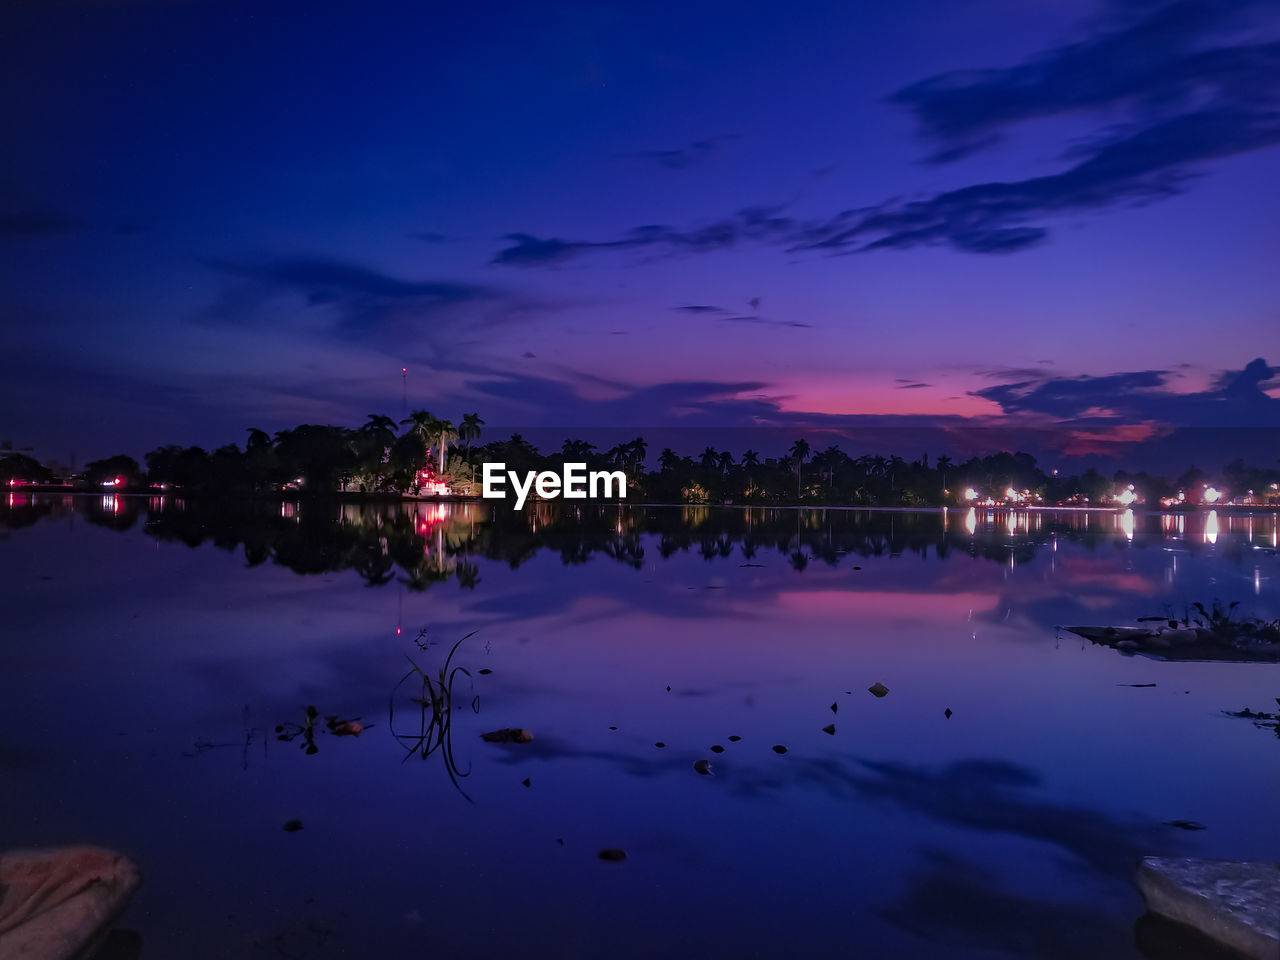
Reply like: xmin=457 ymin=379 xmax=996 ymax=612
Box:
xmin=2 ymin=496 xmax=1278 ymax=958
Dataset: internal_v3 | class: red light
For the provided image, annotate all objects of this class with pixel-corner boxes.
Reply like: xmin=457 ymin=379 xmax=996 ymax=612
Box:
xmin=114 ymin=477 xmax=123 ymax=486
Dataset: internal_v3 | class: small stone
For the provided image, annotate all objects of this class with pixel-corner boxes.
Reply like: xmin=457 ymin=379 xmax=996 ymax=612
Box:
xmin=727 ymin=735 xmax=741 ymax=742
xmin=693 ymin=759 xmax=713 ymax=776
xmin=868 ymin=682 xmax=889 ymax=698
xmin=597 ymin=848 xmax=627 ymax=862
xmin=830 ymin=702 xmax=838 ymax=714
xmin=282 ymin=819 xmax=303 ymax=832
xmin=821 ymin=724 xmax=835 ymax=735
xmin=608 ymin=725 xmax=617 ymax=730
xmin=772 ymin=744 xmax=788 ymax=755
xmin=654 ymin=741 xmax=665 ymax=748
xmin=944 ymin=708 xmax=953 ymax=719
xmin=522 ymin=778 xmax=531 ymax=787
xmin=709 ymin=744 xmax=724 ymax=753
xmin=478 ymin=668 xmax=493 ymax=675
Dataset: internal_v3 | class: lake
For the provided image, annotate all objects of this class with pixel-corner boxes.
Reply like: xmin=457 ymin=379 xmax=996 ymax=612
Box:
xmin=1 ymin=495 xmax=1278 ymax=958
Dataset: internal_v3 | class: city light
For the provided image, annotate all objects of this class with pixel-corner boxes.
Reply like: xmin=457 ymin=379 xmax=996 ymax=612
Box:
xmin=1203 ymin=486 xmax=1222 ymax=504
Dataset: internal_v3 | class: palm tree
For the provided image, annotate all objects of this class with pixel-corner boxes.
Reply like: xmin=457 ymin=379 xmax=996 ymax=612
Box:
xmin=789 ymin=438 xmax=810 ymax=500
xmin=459 ymin=413 xmax=484 ymax=459
xmin=402 ymin=410 xmax=439 ymax=447
xmin=628 ymin=436 xmax=648 ymax=469
xmin=362 ymin=414 xmax=397 ymax=448
xmin=699 ymin=447 xmax=720 ymax=470
xmin=741 ymin=449 xmax=760 ymax=498
xmin=658 ymin=448 xmax=680 ymax=472
xmin=434 ymin=419 xmax=457 ymax=473
xmin=562 ymin=439 xmax=596 ymax=461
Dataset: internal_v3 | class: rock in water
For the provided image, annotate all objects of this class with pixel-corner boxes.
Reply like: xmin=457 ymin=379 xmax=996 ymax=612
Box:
xmin=597 ymin=848 xmax=627 ymax=862
xmin=868 ymin=682 xmax=889 ymax=698
xmin=1136 ymin=858 xmax=1280 ymax=960
xmin=0 ymin=847 xmax=142 ymax=960
xmin=481 ymin=728 xmax=533 ymax=743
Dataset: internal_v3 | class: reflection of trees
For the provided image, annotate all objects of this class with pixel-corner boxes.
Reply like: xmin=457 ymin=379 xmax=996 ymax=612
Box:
xmin=14 ymin=497 xmax=1269 ymax=590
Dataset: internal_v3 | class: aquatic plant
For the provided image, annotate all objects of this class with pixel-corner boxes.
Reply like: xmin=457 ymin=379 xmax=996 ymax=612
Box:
xmin=389 ymin=630 xmax=477 ymax=799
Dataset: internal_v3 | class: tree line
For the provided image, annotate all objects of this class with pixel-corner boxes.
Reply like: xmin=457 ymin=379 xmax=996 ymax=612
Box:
xmin=3 ymin=412 xmax=1278 ymax=507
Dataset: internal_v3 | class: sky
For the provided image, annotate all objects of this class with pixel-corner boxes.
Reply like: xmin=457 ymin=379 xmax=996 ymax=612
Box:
xmin=1 ymin=0 xmax=1279 ymax=467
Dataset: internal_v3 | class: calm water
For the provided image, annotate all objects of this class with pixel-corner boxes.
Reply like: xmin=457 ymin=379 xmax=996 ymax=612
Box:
xmin=1 ymin=495 xmax=1278 ymax=959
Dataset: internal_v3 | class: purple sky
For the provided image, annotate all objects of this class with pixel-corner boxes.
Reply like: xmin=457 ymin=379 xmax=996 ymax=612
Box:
xmin=2 ymin=0 xmax=1278 ymax=465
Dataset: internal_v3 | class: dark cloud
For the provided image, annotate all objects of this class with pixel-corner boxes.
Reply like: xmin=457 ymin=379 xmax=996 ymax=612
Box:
xmin=973 ymin=357 xmax=1280 ymax=427
xmin=202 ymin=257 xmax=497 ymax=340
xmin=897 ymin=382 xmax=931 ymax=389
xmin=492 ymin=1 xmax=1280 ymax=260
xmin=0 ymin=205 xmax=80 ymax=238
xmin=890 ymin=0 xmax=1273 ymax=161
xmin=674 ymin=305 xmax=811 ymax=328
xmin=492 ymin=207 xmax=797 ymax=267
xmin=614 ymin=134 xmax=738 ymax=170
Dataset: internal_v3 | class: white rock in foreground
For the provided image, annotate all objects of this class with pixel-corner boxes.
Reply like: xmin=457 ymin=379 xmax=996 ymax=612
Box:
xmin=1136 ymin=857 xmax=1279 ymax=960
xmin=0 ymin=847 xmax=141 ymax=960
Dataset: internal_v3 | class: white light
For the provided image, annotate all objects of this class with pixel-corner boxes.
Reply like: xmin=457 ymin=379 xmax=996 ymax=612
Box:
xmin=1203 ymin=486 xmax=1222 ymax=504
xmin=964 ymin=487 xmax=978 ymax=501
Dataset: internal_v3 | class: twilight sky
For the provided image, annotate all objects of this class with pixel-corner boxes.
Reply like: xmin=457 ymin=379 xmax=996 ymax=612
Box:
xmin=2 ymin=0 xmax=1279 ymax=465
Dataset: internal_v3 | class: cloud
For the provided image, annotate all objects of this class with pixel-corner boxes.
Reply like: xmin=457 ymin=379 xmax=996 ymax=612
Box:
xmin=890 ymin=0 xmax=1274 ymax=161
xmin=972 ymin=357 xmax=1280 ymax=427
xmin=673 ymin=305 xmax=812 ymax=328
xmin=613 ymin=134 xmax=739 ymax=170
xmin=491 ymin=1 xmax=1280 ymax=260
xmin=492 ymin=207 xmax=798 ymax=267
xmin=0 ymin=205 xmax=80 ymax=238
xmin=202 ymin=256 xmax=498 ymax=340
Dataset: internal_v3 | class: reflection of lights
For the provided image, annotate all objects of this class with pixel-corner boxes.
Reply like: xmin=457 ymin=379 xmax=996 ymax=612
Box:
xmin=1203 ymin=486 xmax=1221 ymax=504
xmin=1120 ymin=509 xmax=1134 ymax=541
xmin=1204 ymin=510 xmax=1219 ymax=544
xmin=965 ymin=507 xmax=976 ymax=535
xmin=1255 ymin=567 xmax=1262 ymax=595
xmin=964 ymin=487 xmax=978 ymax=502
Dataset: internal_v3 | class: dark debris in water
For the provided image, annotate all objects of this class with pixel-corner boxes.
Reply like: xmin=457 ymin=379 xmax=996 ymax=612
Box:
xmin=693 ymin=759 xmax=713 ymax=776
xmin=868 ymin=682 xmax=889 ymax=698
xmin=772 ymin=745 xmax=788 ymax=755
xmin=282 ymin=819 xmax=303 ymax=833
xmin=1164 ymin=819 xmax=1206 ymax=831
xmin=709 ymin=744 xmax=725 ymax=753
xmin=822 ymin=724 xmax=835 ymax=736
xmin=944 ymin=708 xmax=953 ymax=719
xmin=481 ymin=728 xmax=533 ymax=744
xmin=727 ymin=735 xmax=741 ymax=742
xmin=598 ymin=848 xmax=627 ymax=862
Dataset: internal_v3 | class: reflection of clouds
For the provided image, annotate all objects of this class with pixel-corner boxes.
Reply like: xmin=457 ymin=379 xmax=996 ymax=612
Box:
xmin=880 ymin=849 xmax=1131 ymax=959
xmin=844 ymin=758 xmax=1164 ymax=878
